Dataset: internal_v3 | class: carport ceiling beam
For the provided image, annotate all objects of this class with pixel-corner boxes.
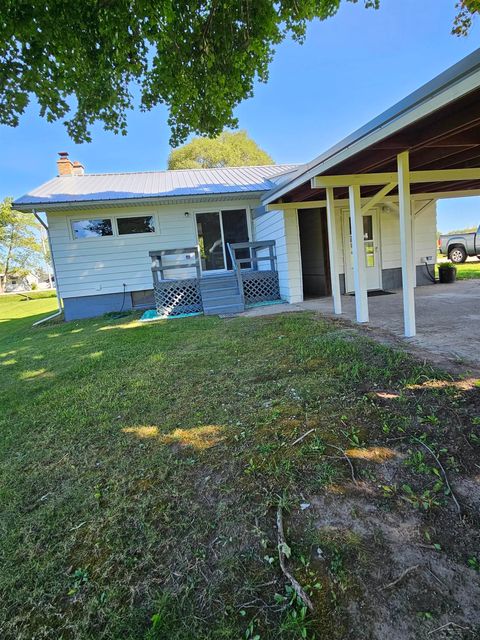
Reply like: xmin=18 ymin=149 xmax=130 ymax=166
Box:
xmin=311 ymin=168 xmax=480 ymax=188
xmin=265 ymin=200 xmax=326 ymax=211
xmin=361 ymin=182 xmax=397 ymax=215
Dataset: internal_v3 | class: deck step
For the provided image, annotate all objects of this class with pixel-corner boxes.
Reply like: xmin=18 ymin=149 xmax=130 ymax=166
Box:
xmin=201 ymin=286 xmax=240 ymax=300
xmin=203 ymin=293 xmax=243 ymax=306
xmin=200 ymin=280 xmax=237 ymax=291
xmin=199 ymin=273 xmax=245 ymax=315
xmin=204 ymin=303 xmax=245 ymax=315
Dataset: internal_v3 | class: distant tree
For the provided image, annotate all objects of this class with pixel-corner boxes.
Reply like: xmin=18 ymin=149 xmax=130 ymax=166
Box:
xmin=168 ymin=131 xmax=273 ymax=170
xmin=446 ymin=225 xmax=478 ymax=234
xmin=0 ymin=198 xmax=42 ymax=293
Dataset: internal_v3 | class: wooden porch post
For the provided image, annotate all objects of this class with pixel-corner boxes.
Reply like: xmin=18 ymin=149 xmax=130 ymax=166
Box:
xmin=398 ymin=151 xmax=416 ymax=337
xmin=325 ymin=187 xmax=342 ymax=315
xmin=348 ymin=184 xmax=369 ymax=323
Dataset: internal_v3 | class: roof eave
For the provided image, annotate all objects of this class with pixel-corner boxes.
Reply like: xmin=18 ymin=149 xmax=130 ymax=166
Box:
xmin=262 ymin=49 xmax=480 ymax=205
xmin=14 ymin=190 xmax=268 ymax=212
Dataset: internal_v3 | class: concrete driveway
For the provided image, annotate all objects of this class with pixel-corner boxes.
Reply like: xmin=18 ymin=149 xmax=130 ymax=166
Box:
xmin=300 ymin=280 xmax=480 ymax=370
xmin=242 ymin=280 xmax=480 ymax=371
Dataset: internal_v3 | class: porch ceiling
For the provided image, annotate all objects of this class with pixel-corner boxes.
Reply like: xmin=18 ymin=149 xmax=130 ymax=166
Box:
xmin=275 ymin=84 xmax=480 ymax=204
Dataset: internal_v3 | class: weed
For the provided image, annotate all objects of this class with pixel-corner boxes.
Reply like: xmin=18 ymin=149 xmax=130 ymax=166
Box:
xmin=342 ymin=425 xmax=362 ymax=448
xmin=402 ymin=485 xmax=442 ymax=510
xmin=67 ymin=568 xmax=89 ymax=596
xmin=244 ymin=618 xmax=261 ymax=640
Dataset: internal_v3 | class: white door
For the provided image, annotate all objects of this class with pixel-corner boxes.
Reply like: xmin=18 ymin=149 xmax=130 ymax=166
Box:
xmin=343 ymin=210 xmax=382 ymax=292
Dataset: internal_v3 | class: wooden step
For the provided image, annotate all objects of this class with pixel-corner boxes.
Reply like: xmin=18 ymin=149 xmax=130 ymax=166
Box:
xmin=204 ymin=302 xmax=245 ymax=315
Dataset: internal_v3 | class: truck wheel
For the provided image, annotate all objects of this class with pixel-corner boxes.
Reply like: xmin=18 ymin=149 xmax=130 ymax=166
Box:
xmin=449 ymin=247 xmax=467 ymax=263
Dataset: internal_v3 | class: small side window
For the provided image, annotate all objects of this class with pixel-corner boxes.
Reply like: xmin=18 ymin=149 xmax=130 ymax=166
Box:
xmin=117 ymin=216 xmax=155 ymax=235
xmin=72 ymin=219 xmax=113 ymax=239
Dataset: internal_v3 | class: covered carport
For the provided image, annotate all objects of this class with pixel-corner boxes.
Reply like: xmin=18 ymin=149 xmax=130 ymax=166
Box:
xmin=263 ymin=49 xmax=480 ymax=338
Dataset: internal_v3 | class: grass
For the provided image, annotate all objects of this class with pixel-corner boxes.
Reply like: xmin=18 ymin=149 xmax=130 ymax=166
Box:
xmin=453 ymin=260 xmax=480 ymax=280
xmin=1 ymin=296 xmax=479 ymax=639
xmin=436 ymin=257 xmax=480 ymax=280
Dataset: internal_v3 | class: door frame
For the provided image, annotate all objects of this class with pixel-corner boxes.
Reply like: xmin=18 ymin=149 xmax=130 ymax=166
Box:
xmin=194 ymin=210 xmax=227 ymax=274
xmin=193 ymin=206 xmax=251 ymax=275
xmin=342 ymin=207 xmax=382 ymax=293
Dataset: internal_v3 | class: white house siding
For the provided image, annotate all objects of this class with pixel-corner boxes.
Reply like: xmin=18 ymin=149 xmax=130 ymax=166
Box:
xmin=48 ymin=199 xmax=256 ymax=300
xmin=254 ymin=198 xmax=437 ymax=304
xmin=253 ymin=209 xmax=303 ymax=303
xmin=379 ymin=199 xmax=437 ymax=270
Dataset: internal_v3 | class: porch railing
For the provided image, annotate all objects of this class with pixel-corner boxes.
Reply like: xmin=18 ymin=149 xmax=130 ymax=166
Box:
xmin=149 ymin=247 xmax=201 ymax=283
xmin=227 ymin=241 xmax=279 ymax=306
xmin=149 ymin=247 xmax=202 ymax=316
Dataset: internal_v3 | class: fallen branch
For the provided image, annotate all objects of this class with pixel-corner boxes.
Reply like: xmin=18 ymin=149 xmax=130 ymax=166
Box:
xmin=383 ymin=564 xmax=419 ymax=590
xmin=325 ymin=443 xmax=358 ymax=485
xmin=427 ymin=621 xmax=471 ymax=635
xmin=276 ymin=506 xmax=314 ymax=611
xmin=412 ymin=437 xmax=462 ymax=518
xmin=291 ymin=428 xmax=315 ymax=446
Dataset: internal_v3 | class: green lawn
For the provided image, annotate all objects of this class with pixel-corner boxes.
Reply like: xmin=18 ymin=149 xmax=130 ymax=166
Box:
xmin=454 ymin=260 xmax=480 ymax=280
xmin=1 ymin=296 xmax=479 ymax=639
xmin=437 ymin=257 xmax=480 ymax=280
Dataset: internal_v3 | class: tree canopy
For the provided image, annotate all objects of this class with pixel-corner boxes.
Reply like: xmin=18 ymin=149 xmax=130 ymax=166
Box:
xmin=168 ymin=131 xmax=273 ymax=169
xmin=0 ymin=2 xmax=477 ymax=146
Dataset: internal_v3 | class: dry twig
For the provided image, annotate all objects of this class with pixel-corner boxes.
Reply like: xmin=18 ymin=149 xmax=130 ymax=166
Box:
xmin=291 ymin=428 xmax=315 ymax=446
xmin=427 ymin=621 xmax=471 ymax=635
xmin=383 ymin=564 xmax=419 ymax=590
xmin=325 ymin=443 xmax=358 ymax=485
xmin=276 ymin=506 xmax=314 ymax=611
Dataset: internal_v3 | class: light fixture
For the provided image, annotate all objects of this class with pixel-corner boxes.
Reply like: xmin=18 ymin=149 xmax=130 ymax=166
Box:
xmin=184 ymin=211 xmax=190 ymax=217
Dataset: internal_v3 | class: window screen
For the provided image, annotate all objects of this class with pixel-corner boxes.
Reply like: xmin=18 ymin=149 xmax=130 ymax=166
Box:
xmin=72 ymin=219 xmax=113 ymax=238
xmin=117 ymin=216 xmax=155 ymax=235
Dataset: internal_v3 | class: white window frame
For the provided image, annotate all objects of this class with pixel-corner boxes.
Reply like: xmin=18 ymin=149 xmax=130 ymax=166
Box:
xmin=70 ymin=217 xmax=115 ymax=241
xmin=115 ymin=214 xmax=158 ymax=237
xmin=69 ymin=212 xmax=160 ymax=241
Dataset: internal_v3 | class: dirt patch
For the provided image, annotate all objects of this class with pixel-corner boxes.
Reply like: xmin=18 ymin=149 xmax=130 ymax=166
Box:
xmin=300 ymin=486 xmax=480 ymax=639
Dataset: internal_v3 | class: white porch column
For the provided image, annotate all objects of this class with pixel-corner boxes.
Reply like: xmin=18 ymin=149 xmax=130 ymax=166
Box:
xmin=325 ymin=188 xmax=342 ymax=314
xmin=397 ymin=151 xmax=416 ymax=337
xmin=348 ymin=184 xmax=369 ymax=323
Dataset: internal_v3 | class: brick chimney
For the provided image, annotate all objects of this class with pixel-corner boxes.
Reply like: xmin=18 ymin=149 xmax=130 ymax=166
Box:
xmin=72 ymin=160 xmax=85 ymax=176
xmin=57 ymin=152 xmax=73 ymax=176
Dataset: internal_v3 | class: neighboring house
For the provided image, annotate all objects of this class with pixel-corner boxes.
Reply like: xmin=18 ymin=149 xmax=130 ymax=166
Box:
xmin=5 ymin=272 xmax=39 ymax=293
xmin=14 ymin=49 xmax=480 ymax=337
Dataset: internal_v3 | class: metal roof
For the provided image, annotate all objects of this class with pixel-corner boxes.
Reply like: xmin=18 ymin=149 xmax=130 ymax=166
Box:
xmin=263 ymin=47 xmax=480 ymax=204
xmin=14 ymin=164 xmax=299 ymax=210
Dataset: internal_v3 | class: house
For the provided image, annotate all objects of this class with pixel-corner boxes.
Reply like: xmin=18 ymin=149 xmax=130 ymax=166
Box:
xmin=4 ymin=271 xmax=40 ymax=293
xmin=14 ymin=49 xmax=480 ymax=336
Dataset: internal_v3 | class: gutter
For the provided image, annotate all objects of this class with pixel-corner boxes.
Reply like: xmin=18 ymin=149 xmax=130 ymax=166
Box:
xmin=13 ymin=189 xmax=277 ymax=213
xmin=31 ymin=210 xmax=63 ymax=326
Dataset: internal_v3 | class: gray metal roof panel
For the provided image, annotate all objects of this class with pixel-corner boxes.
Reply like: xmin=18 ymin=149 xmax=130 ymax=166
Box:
xmin=14 ymin=164 xmax=300 ymax=208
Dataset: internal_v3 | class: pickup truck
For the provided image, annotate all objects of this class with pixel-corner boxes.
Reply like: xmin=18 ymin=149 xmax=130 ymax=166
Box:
xmin=438 ymin=224 xmax=480 ymax=263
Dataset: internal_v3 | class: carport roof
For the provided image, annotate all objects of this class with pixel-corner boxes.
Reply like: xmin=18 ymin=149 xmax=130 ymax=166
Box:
xmin=263 ymin=48 xmax=480 ymax=204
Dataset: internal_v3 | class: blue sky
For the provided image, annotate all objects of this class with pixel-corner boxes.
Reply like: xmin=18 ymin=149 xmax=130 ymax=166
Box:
xmin=0 ymin=0 xmax=479 ymax=232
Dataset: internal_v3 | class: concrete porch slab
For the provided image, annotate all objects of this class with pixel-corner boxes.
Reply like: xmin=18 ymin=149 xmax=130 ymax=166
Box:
xmin=241 ymin=280 xmax=480 ymax=371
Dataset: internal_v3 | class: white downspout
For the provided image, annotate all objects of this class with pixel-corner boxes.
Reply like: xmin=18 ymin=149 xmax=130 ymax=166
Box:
xmin=31 ymin=209 xmax=64 ymax=326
